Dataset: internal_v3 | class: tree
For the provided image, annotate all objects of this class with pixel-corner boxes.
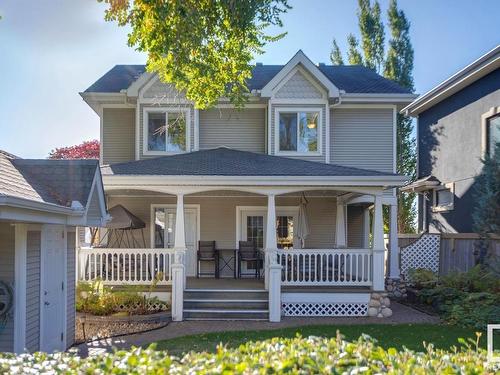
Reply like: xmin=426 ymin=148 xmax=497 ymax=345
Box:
xmin=330 ymin=0 xmax=417 ymax=232
xmin=100 ymin=0 xmax=290 ymax=109
xmin=48 ymin=140 xmax=100 ymax=159
xmin=472 ymin=143 xmax=500 ymax=268
xmin=330 ymin=39 xmax=344 ymax=65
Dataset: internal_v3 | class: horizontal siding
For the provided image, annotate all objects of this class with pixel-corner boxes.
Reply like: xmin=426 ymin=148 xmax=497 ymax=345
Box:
xmin=331 ymin=108 xmax=394 ymax=172
xmin=66 ymin=231 xmax=76 ymax=349
xmin=86 ymin=188 xmax=101 ymax=222
xmin=199 ymin=108 xmax=265 ymax=153
xmin=0 ymin=223 xmax=15 ymax=352
xmin=270 ymin=104 xmax=327 ymax=163
xmin=25 ymin=231 xmax=41 ymax=352
xmin=102 ymin=108 xmax=135 ymax=165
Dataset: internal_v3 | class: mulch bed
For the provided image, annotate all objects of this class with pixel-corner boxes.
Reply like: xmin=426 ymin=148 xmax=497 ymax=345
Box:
xmin=75 ymin=312 xmax=171 ymax=344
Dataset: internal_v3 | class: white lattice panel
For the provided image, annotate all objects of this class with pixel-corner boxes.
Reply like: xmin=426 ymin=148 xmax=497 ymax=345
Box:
xmin=282 ymin=303 xmax=368 ymax=317
xmin=400 ymin=233 xmax=440 ymax=276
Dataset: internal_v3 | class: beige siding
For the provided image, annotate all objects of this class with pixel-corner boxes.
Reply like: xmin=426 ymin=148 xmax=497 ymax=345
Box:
xmin=347 ymin=206 xmax=364 ymax=247
xmin=199 ymin=108 xmax=265 ymax=153
xmin=0 ymin=223 xmax=14 ymax=352
xmin=66 ymin=231 xmax=76 ymax=349
xmin=275 ymin=70 xmax=323 ymax=99
xmin=25 ymin=231 xmax=40 ymax=352
xmin=270 ymin=104 xmax=327 ymax=163
xmin=107 ymin=195 xmax=337 ymax=249
xmin=102 ymin=108 xmax=135 ymax=165
xmin=86 ymin=188 xmax=101 ymax=223
xmin=331 ymin=108 xmax=394 ymax=172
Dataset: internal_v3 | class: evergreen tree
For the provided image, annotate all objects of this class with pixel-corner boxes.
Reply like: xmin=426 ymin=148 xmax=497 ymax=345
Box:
xmin=329 ymin=0 xmax=417 ymax=232
xmin=472 ymin=142 xmax=500 ymax=268
xmin=330 ymin=39 xmax=344 ymax=65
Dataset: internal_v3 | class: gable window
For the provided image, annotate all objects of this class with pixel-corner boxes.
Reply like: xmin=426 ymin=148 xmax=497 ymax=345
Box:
xmin=486 ymin=114 xmax=500 ymax=156
xmin=276 ymin=109 xmax=321 ymax=154
xmin=144 ymin=108 xmax=189 ymax=154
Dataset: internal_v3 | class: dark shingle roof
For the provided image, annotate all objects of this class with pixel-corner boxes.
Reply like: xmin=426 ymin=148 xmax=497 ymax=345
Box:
xmin=103 ymin=147 xmax=398 ymax=177
xmin=0 ymin=151 xmax=99 ymax=208
xmin=84 ymin=64 xmax=411 ymax=95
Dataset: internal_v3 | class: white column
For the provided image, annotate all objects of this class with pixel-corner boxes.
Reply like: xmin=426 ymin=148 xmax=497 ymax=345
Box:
xmin=265 ymin=193 xmax=281 ymax=321
xmin=336 ymin=198 xmax=346 ymax=247
xmin=171 ymin=193 xmax=186 ymax=322
xmin=388 ymin=203 xmax=400 ymax=279
xmin=363 ymin=208 xmax=371 ymax=248
xmin=14 ymin=224 xmax=27 ymax=353
xmin=264 ymin=193 xmax=278 ymax=290
xmin=372 ymin=194 xmax=385 ymax=291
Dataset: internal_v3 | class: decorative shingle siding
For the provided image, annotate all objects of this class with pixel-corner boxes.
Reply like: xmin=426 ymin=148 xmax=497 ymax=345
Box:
xmin=331 ymin=108 xmax=394 ymax=172
xmin=102 ymin=108 xmax=136 ymax=165
xmin=66 ymin=231 xmax=76 ymax=349
xmin=199 ymin=108 xmax=265 ymax=153
xmin=0 ymin=223 xmax=15 ymax=352
xmin=25 ymin=231 xmax=40 ymax=352
xmin=270 ymin=104 xmax=327 ymax=163
xmin=275 ymin=70 xmax=323 ymax=99
xmin=143 ymin=81 xmax=186 ymax=99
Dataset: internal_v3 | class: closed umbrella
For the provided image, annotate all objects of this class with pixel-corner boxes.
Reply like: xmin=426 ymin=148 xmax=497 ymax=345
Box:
xmin=297 ymin=195 xmax=310 ymax=248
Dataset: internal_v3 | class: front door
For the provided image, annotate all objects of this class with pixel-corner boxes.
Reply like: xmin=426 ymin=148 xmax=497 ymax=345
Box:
xmin=154 ymin=207 xmax=198 ymax=276
xmin=40 ymin=225 xmax=66 ymax=352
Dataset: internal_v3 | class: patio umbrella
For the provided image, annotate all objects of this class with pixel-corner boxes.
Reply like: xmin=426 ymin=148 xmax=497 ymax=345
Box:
xmin=297 ymin=195 xmax=310 ymax=248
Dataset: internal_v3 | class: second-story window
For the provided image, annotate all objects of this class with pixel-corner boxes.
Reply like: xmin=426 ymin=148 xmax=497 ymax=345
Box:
xmin=486 ymin=114 xmax=500 ymax=156
xmin=277 ymin=109 xmax=321 ymax=154
xmin=146 ymin=109 xmax=188 ymax=153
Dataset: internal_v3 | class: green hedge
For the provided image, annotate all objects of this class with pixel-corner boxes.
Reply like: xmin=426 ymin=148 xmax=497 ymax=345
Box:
xmin=1 ymin=335 xmax=497 ymax=374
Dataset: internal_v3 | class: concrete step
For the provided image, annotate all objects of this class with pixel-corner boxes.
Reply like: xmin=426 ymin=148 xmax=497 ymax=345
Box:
xmin=184 ymin=299 xmax=268 ymax=310
xmin=183 ymin=309 xmax=269 ymax=320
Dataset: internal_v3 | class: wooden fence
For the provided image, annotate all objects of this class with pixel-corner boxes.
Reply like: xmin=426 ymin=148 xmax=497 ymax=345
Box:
xmin=398 ymin=233 xmax=500 ymax=275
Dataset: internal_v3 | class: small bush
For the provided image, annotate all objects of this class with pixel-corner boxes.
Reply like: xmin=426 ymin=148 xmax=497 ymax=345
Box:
xmin=407 ymin=268 xmax=438 ymax=289
xmin=0 ymin=335 xmax=497 ymax=374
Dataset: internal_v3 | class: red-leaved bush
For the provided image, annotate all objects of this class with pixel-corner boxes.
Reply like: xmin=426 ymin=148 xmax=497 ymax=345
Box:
xmin=48 ymin=140 xmax=99 ymax=159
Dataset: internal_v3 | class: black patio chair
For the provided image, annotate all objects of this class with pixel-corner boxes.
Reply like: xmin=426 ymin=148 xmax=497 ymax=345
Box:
xmin=237 ymin=241 xmax=262 ymax=279
xmin=197 ymin=240 xmax=219 ymax=278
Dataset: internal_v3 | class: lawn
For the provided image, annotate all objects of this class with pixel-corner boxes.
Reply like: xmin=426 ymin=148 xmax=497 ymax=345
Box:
xmin=152 ymin=323 xmax=495 ymax=356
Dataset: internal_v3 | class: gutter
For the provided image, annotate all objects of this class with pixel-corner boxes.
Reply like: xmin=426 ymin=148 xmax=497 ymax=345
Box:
xmin=0 ymin=196 xmax=85 ymax=216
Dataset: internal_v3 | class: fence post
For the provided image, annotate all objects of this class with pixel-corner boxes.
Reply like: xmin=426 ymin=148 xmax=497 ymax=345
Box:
xmin=268 ymin=250 xmax=281 ymax=322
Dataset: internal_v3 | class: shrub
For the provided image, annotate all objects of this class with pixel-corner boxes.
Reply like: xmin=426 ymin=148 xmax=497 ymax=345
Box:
xmin=0 ymin=335 xmax=497 ymax=374
xmin=407 ymin=268 xmax=438 ymax=289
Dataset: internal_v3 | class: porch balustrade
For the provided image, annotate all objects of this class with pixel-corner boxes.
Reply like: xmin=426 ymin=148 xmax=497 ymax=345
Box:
xmin=276 ymin=248 xmax=373 ymax=286
xmin=78 ymin=247 xmax=175 ymax=285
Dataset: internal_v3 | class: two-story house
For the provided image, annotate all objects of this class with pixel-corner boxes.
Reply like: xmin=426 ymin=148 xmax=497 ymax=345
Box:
xmin=79 ymin=51 xmax=416 ymax=321
xmin=402 ymin=45 xmax=499 ymax=234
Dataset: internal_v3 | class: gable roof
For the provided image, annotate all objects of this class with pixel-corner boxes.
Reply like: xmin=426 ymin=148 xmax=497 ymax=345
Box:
xmin=84 ymin=60 xmax=411 ymax=96
xmin=102 ymin=147 xmax=399 ymax=178
xmin=403 ymin=44 xmax=500 ymax=116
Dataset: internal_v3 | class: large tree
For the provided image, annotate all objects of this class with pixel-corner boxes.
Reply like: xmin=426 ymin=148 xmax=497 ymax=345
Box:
xmin=48 ymin=140 xmax=100 ymax=159
xmin=330 ymin=0 xmax=417 ymax=232
xmin=100 ymin=0 xmax=290 ymax=109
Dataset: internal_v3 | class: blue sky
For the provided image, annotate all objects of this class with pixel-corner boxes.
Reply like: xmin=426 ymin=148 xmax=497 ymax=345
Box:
xmin=0 ymin=0 xmax=499 ymax=158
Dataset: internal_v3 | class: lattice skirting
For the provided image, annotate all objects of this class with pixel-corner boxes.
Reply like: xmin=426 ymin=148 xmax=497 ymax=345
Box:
xmin=401 ymin=233 xmax=440 ymax=277
xmin=282 ymin=302 xmax=368 ymax=317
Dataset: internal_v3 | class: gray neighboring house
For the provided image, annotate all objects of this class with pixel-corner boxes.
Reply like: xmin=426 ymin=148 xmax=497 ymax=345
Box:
xmin=0 ymin=151 xmax=107 ymax=353
xmin=403 ymin=45 xmax=500 ymax=233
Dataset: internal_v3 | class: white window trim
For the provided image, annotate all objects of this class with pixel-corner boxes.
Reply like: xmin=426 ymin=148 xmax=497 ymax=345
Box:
xmin=274 ymin=107 xmax=323 ymax=156
xmin=149 ymin=204 xmax=200 ymax=249
xmin=142 ymin=107 xmax=191 ymax=156
xmin=432 ymin=182 xmax=454 ymax=212
xmin=481 ymin=106 xmax=500 ymax=158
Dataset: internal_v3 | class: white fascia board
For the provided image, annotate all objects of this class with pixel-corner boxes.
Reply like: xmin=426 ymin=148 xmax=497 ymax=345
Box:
xmin=339 ymin=93 xmax=418 ymax=104
xmin=0 ymin=206 xmax=84 ymax=225
xmin=261 ymin=50 xmax=340 ymax=98
xmin=402 ymin=45 xmax=500 ymax=116
xmin=0 ymin=196 xmax=83 ymax=216
xmin=127 ymin=71 xmax=155 ymax=97
xmin=79 ymin=92 xmax=129 ymax=115
xmin=102 ymin=174 xmax=409 ymax=188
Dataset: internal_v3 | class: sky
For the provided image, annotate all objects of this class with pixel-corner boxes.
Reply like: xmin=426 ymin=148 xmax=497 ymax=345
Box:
xmin=0 ymin=0 xmax=499 ymax=158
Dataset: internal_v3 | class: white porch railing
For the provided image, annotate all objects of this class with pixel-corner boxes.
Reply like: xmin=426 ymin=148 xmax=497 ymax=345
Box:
xmin=276 ymin=248 xmax=373 ymax=286
xmin=78 ymin=247 xmax=175 ymax=285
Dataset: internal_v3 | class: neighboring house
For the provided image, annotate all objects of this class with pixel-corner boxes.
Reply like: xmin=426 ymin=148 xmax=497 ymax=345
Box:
xmin=79 ymin=50 xmax=416 ymax=321
xmin=402 ymin=45 xmax=500 ymax=233
xmin=0 ymin=151 xmax=107 ymax=353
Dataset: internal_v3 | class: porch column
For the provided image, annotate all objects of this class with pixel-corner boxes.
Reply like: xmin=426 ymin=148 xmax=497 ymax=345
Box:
xmin=171 ymin=193 xmax=186 ymax=322
xmin=363 ymin=208 xmax=371 ymax=248
xmin=265 ymin=193 xmax=281 ymax=322
xmin=335 ymin=198 xmax=347 ymax=247
xmin=372 ymin=194 xmax=385 ymax=291
xmin=388 ymin=203 xmax=400 ymax=279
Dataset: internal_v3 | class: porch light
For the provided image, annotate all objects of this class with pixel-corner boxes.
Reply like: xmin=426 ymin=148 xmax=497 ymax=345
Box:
xmin=307 ymin=121 xmax=317 ymax=129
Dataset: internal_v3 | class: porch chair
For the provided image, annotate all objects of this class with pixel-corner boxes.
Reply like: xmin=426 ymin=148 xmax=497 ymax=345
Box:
xmin=197 ymin=240 xmax=219 ymax=278
xmin=237 ymin=241 xmax=262 ymax=279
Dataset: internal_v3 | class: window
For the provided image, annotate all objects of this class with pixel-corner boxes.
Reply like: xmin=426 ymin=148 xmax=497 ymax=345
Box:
xmin=486 ymin=114 xmax=500 ymax=156
xmin=145 ymin=109 xmax=188 ymax=153
xmin=246 ymin=216 xmax=264 ymax=249
xmin=433 ymin=186 xmax=454 ymax=212
xmin=277 ymin=109 xmax=320 ymax=153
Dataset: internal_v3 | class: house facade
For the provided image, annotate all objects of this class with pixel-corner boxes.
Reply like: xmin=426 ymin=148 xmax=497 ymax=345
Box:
xmin=80 ymin=51 xmax=416 ymax=321
xmin=0 ymin=152 xmax=107 ymax=353
xmin=403 ymin=45 xmax=500 ymax=233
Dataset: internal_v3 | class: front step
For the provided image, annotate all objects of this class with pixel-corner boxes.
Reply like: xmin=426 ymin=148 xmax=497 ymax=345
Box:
xmin=183 ymin=288 xmax=269 ymax=320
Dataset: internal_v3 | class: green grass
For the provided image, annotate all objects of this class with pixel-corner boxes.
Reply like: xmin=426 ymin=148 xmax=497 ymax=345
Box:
xmin=152 ymin=323 xmax=495 ymax=356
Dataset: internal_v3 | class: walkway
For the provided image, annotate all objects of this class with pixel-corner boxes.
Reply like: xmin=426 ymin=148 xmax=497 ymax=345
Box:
xmin=75 ymin=302 xmax=439 ymax=357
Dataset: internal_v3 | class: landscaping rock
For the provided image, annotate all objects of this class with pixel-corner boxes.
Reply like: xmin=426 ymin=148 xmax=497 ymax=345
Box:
xmin=368 ymin=307 xmax=379 ymax=317
xmin=381 ymin=308 xmax=393 ymax=317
